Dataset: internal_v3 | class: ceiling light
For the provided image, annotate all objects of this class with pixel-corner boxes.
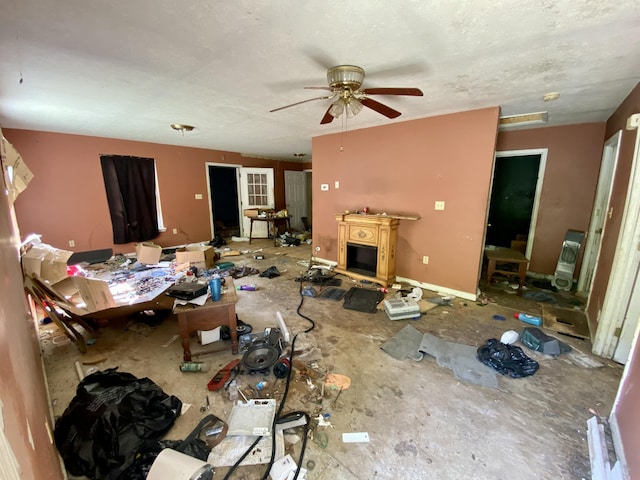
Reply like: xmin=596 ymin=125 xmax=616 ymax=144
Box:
xmin=329 ymin=98 xmax=346 ymax=118
xmin=498 ymin=111 xmax=548 ymax=128
xmin=326 ymin=65 xmax=365 ymax=90
xmin=170 ymin=123 xmax=195 ymax=132
xmin=346 ymin=98 xmax=363 ymax=117
xmin=543 ymin=92 xmax=560 ymax=102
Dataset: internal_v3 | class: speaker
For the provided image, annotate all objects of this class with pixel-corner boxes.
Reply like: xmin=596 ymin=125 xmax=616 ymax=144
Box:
xmin=552 ymin=230 xmax=585 ymax=291
xmin=242 ymin=343 xmax=280 ymax=372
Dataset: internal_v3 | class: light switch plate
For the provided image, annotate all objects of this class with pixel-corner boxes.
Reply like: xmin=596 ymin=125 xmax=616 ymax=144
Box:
xmin=195 ymin=193 xmax=203 ymax=200
xmin=435 ymin=201 xmax=445 ymax=210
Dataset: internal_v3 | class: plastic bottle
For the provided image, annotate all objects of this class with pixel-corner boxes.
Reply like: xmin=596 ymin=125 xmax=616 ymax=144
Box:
xmin=514 ymin=312 xmax=543 ymax=327
xmin=236 ymin=284 xmax=258 ymax=291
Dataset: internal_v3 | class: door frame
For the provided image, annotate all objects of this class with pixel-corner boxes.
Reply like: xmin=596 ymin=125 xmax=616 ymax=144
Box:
xmin=490 ymin=148 xmax=548 ymax=260
xmin=577 ymin=130 xmax=622 ymax=296
xmin=205 ymin=162 xmax=242 ymax=239
xmin=593 ymin=115 xmax=640 ymax=360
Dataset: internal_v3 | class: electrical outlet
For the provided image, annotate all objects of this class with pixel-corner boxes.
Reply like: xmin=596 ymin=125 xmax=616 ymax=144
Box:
xmin=422 ymin=256 xmax=429 ymax=264
xmin=334 ymin=181 xmax=340 ymax=189
xmin=172 ymin=228 xmax=178 ymax=234
xmin=68 ymin=240 xmax=75 ymax=247
xmin=195 ymin=193 xmax=203 ymax=200
xmin=435 ymin=201 xmax=445 ymax=211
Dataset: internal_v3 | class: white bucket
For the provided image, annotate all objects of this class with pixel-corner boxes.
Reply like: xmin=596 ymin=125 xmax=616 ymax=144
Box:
xmin=147 ymin=448 xmax=214 ymax=480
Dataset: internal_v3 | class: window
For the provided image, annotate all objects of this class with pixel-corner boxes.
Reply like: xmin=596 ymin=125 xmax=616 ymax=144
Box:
xmin=247 ymin=172 xmax=269 ymax=205
xmin=100 ymin=155 xmax=164 ymax=244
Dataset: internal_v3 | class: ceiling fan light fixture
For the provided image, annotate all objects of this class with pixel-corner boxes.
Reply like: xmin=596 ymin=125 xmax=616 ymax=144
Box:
xmin=326 ymin=65 xmax=365 ymax=90
xmin=329 ymin=98 xmax=346 ymax=118
xmin=346 ymin=97 xmax=363 ymax=117
xmin=170 ymin=123 xmax=195 ymax=132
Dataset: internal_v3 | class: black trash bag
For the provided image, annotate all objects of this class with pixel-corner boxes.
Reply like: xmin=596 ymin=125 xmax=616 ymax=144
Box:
xmin=477 ymin=339 xmax=539 ymax=378
xmin=210 ymin=235 xmax=226 ymax=247
xmin=54 ymin=368 xmax=182 ymax=480
xmin=120 ymin=415 xmax=214 ymax=480
xmin=259 ymin=265 xmax=281 ymax=278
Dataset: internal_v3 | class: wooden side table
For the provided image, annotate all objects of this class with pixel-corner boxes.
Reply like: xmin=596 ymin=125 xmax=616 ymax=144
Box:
xmin=173 ymin=278 xmax=238 ymax=361
xmin=485 ymin=248 xmax=529 ymax=296
xmin=248 ymin=216 xmax=290 ymax=245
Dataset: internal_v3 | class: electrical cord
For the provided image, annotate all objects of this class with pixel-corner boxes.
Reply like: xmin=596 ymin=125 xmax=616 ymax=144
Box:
xmin=225 ymin=267 xmax=316 ymax=480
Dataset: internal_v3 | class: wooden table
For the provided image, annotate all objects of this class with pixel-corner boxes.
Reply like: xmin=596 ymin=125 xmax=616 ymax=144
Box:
xmin=173 ymin=278 xmax=238 ymax=361
xmin=485 ymin=248 xmax=529 ymax=296
xmin=248 ymin=216 xmax=290 ymax=245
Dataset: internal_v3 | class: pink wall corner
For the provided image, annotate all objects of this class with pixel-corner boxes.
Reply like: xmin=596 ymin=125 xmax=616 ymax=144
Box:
xmin=3 ymin=129 xmax=306 ymax=254
xmin=496 ymin=123 xmax=606 ymax=275
xmin=312 ymin=107 xmax=500 ymax=296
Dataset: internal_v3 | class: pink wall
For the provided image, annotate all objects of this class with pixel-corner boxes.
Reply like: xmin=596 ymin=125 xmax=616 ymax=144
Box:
xmin=3 ymin=129 xmax=306 ymax=253
xmin=312 ymin=107 xmax=500 ymax=296
xmin=0 ymin=139 xmax=64 ymax=477
xmin=496 ymin=123 xmax=606 ymax=274
xmin=594 ymin=82 xmax=640 ymax=478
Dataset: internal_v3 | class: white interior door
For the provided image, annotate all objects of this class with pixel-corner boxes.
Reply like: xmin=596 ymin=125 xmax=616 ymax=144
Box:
xmin=239 ymin=167 xmax=274 ymax=238
xmin=284 ymin=170 xmax=307 ymax=231
xmin=578 ymin=131 xmax=621 ymax=295
xmin=594 ymin=114 xmax=640 ymax=362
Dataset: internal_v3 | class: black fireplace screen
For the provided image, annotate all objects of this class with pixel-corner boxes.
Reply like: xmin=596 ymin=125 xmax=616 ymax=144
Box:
xmin=346 ymin=243 xmax=377 ymax=276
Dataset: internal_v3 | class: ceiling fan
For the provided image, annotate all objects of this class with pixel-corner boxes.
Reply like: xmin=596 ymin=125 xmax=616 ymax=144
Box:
xmin=269 ymin=65 xmax=423 ymax=124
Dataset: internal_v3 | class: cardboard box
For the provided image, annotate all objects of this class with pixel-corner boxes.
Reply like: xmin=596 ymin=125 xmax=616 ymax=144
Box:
xmin=53 ymin=276 xmax=117 ymax=314
xmin=135 ymin=242 xmax=162 ymax=264
xmin=22 ymin=243 xmax=73 ymax=284
xmin=244 ymin=208 xmax=259 ymax=218
xmin=175 ymin=245 xmax=216 ymax=269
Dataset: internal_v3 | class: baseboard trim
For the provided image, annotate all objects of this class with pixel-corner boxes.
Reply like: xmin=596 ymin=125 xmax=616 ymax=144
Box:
xmin=395 ymin=276 xmax=477 ymax=301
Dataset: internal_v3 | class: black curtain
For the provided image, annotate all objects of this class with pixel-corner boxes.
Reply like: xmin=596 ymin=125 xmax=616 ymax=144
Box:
xmin=100 ymin=155 xmax=159 ymax=244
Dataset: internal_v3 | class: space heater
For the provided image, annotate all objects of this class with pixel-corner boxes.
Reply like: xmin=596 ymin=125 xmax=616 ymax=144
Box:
xmin=551 ymin=230 xmax=585 ymax=291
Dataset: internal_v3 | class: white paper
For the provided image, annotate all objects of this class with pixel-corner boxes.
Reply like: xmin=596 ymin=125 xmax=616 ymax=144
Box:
xmin=342 ymin=432 xmax=370 ymax=443
xmin=198 ymin=326 xmax=221 ymax=345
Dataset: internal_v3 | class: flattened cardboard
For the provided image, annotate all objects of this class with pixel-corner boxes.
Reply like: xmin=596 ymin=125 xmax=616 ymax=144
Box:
xmin=135 ymin=242 xmax=162 ymax=264
xmin=175 ymin=245 xmax=216 ymax=269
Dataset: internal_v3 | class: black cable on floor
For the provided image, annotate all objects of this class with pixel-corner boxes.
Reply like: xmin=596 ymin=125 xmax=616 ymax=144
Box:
xmin=222 ymin=434 xmax=263 ymax=480
xmin=259 ymin=272 xmax=316 ymax=480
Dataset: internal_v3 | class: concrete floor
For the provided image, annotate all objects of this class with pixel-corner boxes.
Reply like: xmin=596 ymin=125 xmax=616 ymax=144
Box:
xmin=41 ymin=240 xmax=623 ymax=480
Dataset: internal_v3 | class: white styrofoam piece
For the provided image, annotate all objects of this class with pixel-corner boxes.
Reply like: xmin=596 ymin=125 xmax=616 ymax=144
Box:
xmin=342 ymin=432 xmax=370 ymax=443
xmin=276 ymin=311 xmax=291 ymax=344
xmin=198 ymin=326 xmax=221 ymax=345
xmin=227 ymin=399 xmax=276 ymax=436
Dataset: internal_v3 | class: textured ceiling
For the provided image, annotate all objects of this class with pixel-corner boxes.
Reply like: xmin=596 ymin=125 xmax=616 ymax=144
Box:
xmin=1 ymin=0 xmax=639 ymax=160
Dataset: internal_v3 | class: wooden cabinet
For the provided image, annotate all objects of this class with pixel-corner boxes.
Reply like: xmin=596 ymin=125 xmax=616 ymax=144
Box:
xmin=334 ymin=214 xmax=399 ymax=287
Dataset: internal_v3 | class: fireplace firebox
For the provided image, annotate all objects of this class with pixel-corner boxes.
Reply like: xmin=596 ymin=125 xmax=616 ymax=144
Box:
xmin=346 ymin=243 xmax=378 ymax=277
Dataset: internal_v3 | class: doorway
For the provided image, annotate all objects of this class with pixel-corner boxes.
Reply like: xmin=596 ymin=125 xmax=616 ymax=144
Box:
xmin=207 ymin=165 xmax=241 ymax=239
xmin=577 ymin=131 xmax=621 ymax=296
xmin=284 ymin=170 xmax=308 ymax=231
xmin=486 ymin=149 xmax=547 ymax=259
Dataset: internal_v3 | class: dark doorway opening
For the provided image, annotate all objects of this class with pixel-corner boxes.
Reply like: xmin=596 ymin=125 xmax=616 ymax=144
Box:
xmin=486 ymin=154 xmax=541 ymax=249
xmin=208 ymin=165 xmax=240 ymax=238
xmin=347 ymin=243 xmax=378 ymax=277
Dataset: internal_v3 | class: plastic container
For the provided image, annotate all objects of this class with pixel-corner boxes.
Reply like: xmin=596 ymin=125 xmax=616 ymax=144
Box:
xmin=514 ymin=312 xmax=543 ymax=327
xmin=209 ymin=277 xmax=222 ymax=301
xmin=236 ymin=284 xmax=258 ymax=291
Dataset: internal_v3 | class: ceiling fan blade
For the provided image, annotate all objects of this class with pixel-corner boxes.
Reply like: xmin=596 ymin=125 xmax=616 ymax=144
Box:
xmin=320 ymin=105 xmax=334 ymax=124
xmin=360 ymin=97 xmax=402 ymax=119
xmin=362 ymin=88 xmax=423 ymax=96
xmin=269 ymin=95 xmax=332 ymax=113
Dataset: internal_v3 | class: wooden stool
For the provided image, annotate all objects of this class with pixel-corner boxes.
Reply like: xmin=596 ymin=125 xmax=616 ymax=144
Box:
xmin=485 ymin=248 xmax=529 ymax=296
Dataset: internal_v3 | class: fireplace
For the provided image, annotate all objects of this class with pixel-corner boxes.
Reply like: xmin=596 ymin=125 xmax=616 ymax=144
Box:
xmin=334 ymin=213 xmax=400 ymax=286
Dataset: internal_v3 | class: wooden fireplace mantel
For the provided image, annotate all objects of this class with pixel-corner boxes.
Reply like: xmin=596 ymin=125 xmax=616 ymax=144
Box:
xmin=334 ymin=213 xmax=401 ymax=287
